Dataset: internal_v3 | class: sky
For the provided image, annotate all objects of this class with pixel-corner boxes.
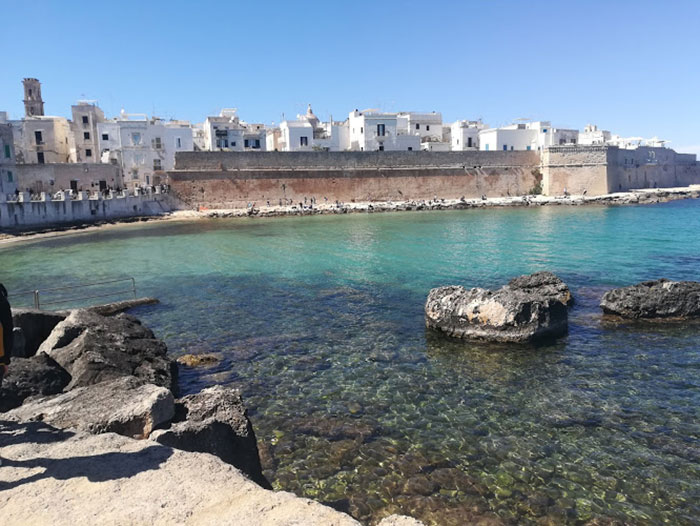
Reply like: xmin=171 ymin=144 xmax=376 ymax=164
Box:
xmin=2 ymin=0 xmax=700 ymax=152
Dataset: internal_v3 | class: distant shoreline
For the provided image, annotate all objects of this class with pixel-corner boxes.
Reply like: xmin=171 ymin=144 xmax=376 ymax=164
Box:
xmin=1 ymin=185 xmax=698 ymax=246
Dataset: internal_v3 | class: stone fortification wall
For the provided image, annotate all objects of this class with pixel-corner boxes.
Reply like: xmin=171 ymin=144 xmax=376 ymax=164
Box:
xmin=542 ymin=145 xmax=700 ymax=195
xmin=0 ymin=190 xmax=174 ymax=230
xmin=169 ymin=151 xmax=541 ymax=208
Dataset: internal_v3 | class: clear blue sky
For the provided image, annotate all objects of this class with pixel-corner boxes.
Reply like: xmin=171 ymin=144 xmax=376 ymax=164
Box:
xmin=2 ymin=0 xmax=699 ymax=152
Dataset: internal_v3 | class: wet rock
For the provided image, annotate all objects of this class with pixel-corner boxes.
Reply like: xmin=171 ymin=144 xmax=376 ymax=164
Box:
xmin=425 ymin=272 xmax=571 ymax=343
xmin=38 ymin=309 xmax=178 ymax=393
xmin=5 ymin=376 xmax=174 ymax=438
xmin=11 ymin=308 xmax=66 ymax=357
xmin=150 ymin=385 xmax=270 ymax=489
xmin=0 ymin=353 xmax=71 ymax=412
xmin=402 ymin=475 xmax=438 ymax=496
xmin=176 ymin=353 xmax=220 ymax=367
xmin=293 ymin=416 xmax=377 ymax=441
xmin=600 ymin=279 xmax=700 ymax=319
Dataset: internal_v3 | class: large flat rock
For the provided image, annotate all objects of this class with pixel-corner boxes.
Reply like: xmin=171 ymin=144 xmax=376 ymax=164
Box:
xmin=5 ymin=376 xmax=174 ymax=439
xmin=0 ymin=420 xmax=417 ymax=526
xmin=600 ymin=279 xmax=700 ymax=319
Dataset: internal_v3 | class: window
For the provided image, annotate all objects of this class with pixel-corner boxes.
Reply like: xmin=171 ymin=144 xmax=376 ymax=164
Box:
xmin=408 ymin=147 xmax=413 ymax=151
xmin=4 ymin=144 xmax=10 ymax=158
xmin=415 ymin=123 xmax=420 ymax=130
xmin=254 ymin=139 xmax=260 ymax=149
xmin=132 ymin=133 xmax=142 ymax=145
xmin=300 ymin=136 xmax=308 ymax=146
xmin=244 ymin=139 xmax=250 ymax=148
xmin=510 ymin=146 xmax=514 ymax=151
xmin=37 ymin=152 xmax=45 ymax=164
xmin=232 ymin=141 xmax=236 ymax=147
xmin=542 ymin=129 xmax=547 ymax=133
xmin=34 ymin=131 xmax=43 ymax=144
xmin=377 ymin=124 xmax=385 ymax=136
xmin=176 ymin=137 xmax=182 ymax=148
xmin=84 ymin=132 xmax=90 ymax=140
xmin=153 ymin=137 xmax=162 ymax=149
xmin=503 ymin=145 xmax=507 ymax=151
xmin=7 ymin=171 xmax=13 ymax=182
xmin=360 ymin=127 xmax=363 ymax=133
xmin=86 ymin=149 xmax=92 ymax=157
xmin=426 ymin=125 xmax=430 ymax=131
xmin=378 ymin=145 xmax=384 ymax=151
xmin=526 ymin=145 xmax=531 ymax=151
xmin=485 ymin=144 xmax=489 ymax=151
xmin=102 ymin=133 xmax=109 ymax=141
xmin=82 ymin=116 xmax=89 ymax=124
xmin=153 ymin=159 xmax=162 ymax=171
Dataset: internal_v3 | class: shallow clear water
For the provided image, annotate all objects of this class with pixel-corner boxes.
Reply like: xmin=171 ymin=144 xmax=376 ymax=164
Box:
xmin=2 ymin=201 xmax=700 ymax=525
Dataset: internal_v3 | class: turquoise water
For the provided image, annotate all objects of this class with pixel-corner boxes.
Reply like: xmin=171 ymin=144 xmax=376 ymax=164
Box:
xmin=2 ymin=201 xmax=700 ymax=525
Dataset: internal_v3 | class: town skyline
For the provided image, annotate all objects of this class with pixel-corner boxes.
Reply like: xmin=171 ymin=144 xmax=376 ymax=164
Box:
xmin=3 ymin=0 xmax=700 ymax=153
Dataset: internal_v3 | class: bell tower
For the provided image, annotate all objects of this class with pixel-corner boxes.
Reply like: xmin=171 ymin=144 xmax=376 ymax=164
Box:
xmin=23 ymin=78 xmax=45 ymax=117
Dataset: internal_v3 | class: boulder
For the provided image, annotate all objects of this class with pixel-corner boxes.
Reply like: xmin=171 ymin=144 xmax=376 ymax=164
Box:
xmin=600 ymin=279 xmax=700 ymax=319
xmin=0 ymin=353 xmax=71 ymax=412
xmin=425 ymin=272 xmax=571 ymax=343
xmin=38 ymin=309 xmax=178 ymax=393
xmin=151 ymin=385 xmax=269 ymax=488
xmin=5 ymin=376 xmax=174 ymax=438
xmin=11 ymin=308 xmax=66 ymax=357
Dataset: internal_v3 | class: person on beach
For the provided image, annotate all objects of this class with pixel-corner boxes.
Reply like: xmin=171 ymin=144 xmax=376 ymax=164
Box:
xmin=0 ymin=284 xmax=13 ymax=384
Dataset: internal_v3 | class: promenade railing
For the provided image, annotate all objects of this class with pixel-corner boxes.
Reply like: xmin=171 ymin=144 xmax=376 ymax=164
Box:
xmin=8 ymin=277 xmax=137 ymax=310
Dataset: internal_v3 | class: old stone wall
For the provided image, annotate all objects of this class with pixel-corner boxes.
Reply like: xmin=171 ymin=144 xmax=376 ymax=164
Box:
xmin=169 ymin=151 xmax=541 ymax=208
xmin=541 ymin=146 xmax=610 ymax=196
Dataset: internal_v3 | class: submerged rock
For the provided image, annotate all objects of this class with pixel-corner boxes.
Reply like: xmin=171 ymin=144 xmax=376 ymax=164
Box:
xmin=176 ymin=353 xmax=220 ymax=368
xmin=600 ymin=279 xmax=700 ymax=319
xmin=38 ymin=309 xmax=178 ymax=393
xmin=425 ymin=272 xmax=572 ymax=343
xmin=6 ymin=376 xmax=174 ymax=438
xmin=150 ymin=385 xmax=270 ymax=488
xmin=0 ymin=353 xmax=71 ymax=412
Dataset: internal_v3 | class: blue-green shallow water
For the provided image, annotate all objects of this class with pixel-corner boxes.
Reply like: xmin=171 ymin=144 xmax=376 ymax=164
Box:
xmin=2 ymin=200 xmax=700 ymax=525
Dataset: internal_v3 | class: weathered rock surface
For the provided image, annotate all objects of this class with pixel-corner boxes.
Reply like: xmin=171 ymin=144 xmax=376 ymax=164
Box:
xmin=0 ymin=421 xmax=371 ymax=526
xmin=425 ymin=272 xmax=572 ymax=343
xmin=151 ymin=385 xmax=269 ymax=488
xmin=0 ymin=353 xmax=71 ymax=412
xmin=176 ymin=352 xmax=220 ymax=367
xmin=5 ymin=376 xmax=174 ymax=438
xmin=600 ymin=279 xmax=700 ymax=319
xmin=38 ymin=309 xmax=178 ymax=393
xmin=11 ymin=308 xmax=66 ymax=356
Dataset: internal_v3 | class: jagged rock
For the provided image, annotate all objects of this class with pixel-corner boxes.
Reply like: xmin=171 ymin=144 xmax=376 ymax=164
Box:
xmin=425 ymin=272 xmax=571 ymax=343
xmin=150 ymin=385 xmax=269 ymax=488
xmin=38 ymin=309 xmax=178 ymax=393
xmin=11 ymin=308 xmax=66 ymax=357
xmin=5 ymin=376 xmax=174 ymax=438
xmin=176 ymin=353 xmax=220 ymax=367
xmin=600 ymin=279 xmax=700 ymax=319
xmin=0 ymin=353 xmax=71 ymax=412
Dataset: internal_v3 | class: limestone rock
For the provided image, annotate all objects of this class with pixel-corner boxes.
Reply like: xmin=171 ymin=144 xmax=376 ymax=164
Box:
xmin=11 ymin=308 xmax=66 ymax=356
xmin=378 ymin=516 xmax=426 ymax=526
xmin=0 ymin=353 xmax=71 ymax=412
xmin=425 ymin=272 xmax=571 ymax=343
xmin=600 ymin=279 xmax=700 ymax=319
xmin=151 ymin=385 xmax=269 ymax=488
xmin=176 ymin=352 xmax=220 ymax=367
xmin=38 ymin=309 xmax=178 ymax=393
xmin=5 ymin=376 xmax=174 ymax=438
xmin=0 ymin=420 xmax=369 ymax=526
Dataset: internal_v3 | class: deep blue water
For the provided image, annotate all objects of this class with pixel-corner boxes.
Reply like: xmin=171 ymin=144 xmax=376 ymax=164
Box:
xmin=2 ymin=199 xmax=699 ymax=525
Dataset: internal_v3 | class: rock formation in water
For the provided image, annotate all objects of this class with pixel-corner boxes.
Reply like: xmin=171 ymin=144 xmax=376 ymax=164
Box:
xmin=600 ymin=279 xmax=700 ymax=319
xmin=425 ymin=271 xmax=572 ymax=343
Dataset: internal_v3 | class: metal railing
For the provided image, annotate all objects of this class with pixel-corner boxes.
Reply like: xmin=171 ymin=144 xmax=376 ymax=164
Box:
xmin=8 ymin=277 xmax=137 ymax=310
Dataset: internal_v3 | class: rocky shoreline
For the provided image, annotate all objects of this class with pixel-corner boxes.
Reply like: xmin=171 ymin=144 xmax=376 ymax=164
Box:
xmin=0 ymin=307 xmax=423 ymax=526
xmin=1 ymin=185 xmax=698 ymax=245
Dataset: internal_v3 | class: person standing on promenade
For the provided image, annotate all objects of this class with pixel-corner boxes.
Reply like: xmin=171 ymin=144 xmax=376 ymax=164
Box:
xmin=0 ymin=283 xmax=13 ymax=384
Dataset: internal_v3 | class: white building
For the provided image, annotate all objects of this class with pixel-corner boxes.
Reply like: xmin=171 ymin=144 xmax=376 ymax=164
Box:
xmin=275 ymin=105 xmax=349 ymax=151
xmin=202 ymin=109 xmax=266 ymax=152
xmin=578 ymin=124 xmax=611 ymax=146
xmin=451 ymin=120 xmax=487 ymax=150
xmin=97 ymin=111 xmax=194 ymax=187
xmin=399 ymin=112 xmax=444 ymax=149
xmin=347 ymin=109 xmax=420 ymax=151
xmin=0 ymin=115 xmax=17 ymax=197
xmin=70 ymin=101 xmax=106 ymax=163
xmin=478 ymin=121 xmax=578 ymax=152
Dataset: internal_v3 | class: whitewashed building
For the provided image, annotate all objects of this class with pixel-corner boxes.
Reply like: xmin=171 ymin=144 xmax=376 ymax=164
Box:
xmin=202 ymin=109 xmax=266 ymax=152
xmin=70 ymin=101 xmax=106 ymax=163
xmin=275 ymin=106 xmax=349 ymax=151
xmin=451 ymin=120 xmax=487 ymax=150
xmin=348 ymin=109 xmax=420 ymax=151
xmin=97 ymin=111 xmax=194 ymax=187
xmin=479 ymin=121 xmax=578 ymax=152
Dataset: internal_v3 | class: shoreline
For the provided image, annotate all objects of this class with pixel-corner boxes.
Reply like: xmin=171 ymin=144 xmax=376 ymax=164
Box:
xmin=1 ymin=185 xmax=699 ymax=246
